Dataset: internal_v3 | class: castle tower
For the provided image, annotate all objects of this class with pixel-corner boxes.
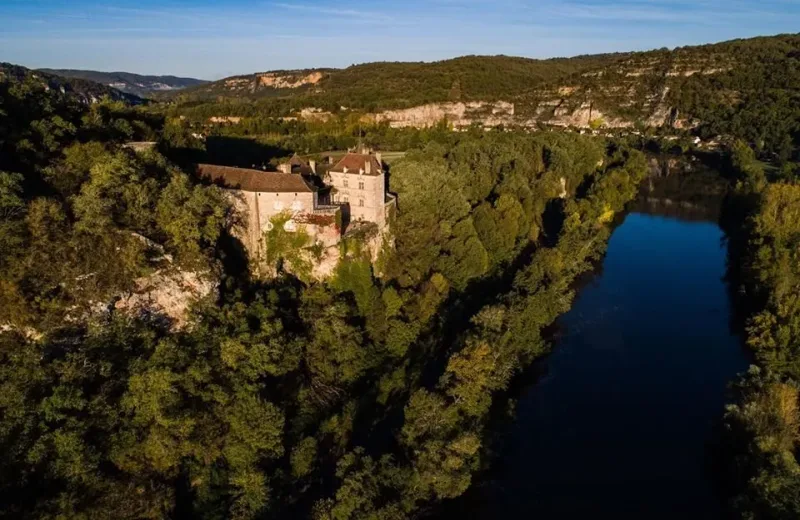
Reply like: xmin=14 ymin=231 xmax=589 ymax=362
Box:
xmin=328 ymin=151 xmax=387 ymax=230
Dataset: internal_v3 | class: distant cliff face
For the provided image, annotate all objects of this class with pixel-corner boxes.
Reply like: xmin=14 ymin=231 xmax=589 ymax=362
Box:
xmin=178 ymin=69 xmax=331 ymax=99
xmin=373 ymin=101 xmax=515 ymax=128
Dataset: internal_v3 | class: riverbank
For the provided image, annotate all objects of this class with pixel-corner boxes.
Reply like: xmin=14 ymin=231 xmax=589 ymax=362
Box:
xmin=440 ymin=182 xmax=749 ymax=517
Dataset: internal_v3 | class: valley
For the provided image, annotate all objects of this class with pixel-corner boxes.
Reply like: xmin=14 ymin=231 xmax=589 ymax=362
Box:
xmin=1 ymin=29 xmax=799 ymax=520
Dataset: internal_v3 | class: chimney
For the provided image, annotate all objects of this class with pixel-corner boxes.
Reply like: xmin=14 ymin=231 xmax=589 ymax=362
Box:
xmin=375 ymin=152 xmax=382 ymax=166
xmin=309 ymin=159 xmax=317 ymax=173
xmin=278 ymin=163 xmax=291 ymax=174
xmin=344 ymin=166 xmax=349 ymax=174
xmin=365 ymin=160 xmax=371 ymax=175
xmin=328 ymin=155 xmax=334 ymax=165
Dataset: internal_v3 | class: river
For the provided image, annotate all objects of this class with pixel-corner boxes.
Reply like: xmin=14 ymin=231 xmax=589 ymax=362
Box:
xmin=448 ymin=209 xmax=750 ymax=519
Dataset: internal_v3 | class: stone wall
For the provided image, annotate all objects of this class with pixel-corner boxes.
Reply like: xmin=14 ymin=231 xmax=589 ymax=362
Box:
xmin=328 ymin=171 xmax=386 ymax=230
xmin=225 ymin=188 xmax=345 ymax=278
xmin=225 ymin=189 xmax=317 ymax=257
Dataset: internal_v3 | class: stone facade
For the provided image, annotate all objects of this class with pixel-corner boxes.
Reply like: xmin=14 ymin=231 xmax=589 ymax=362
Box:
xmin=196 ymin=163 xmax=340 ymax=262
xmin=229 ymin=189 xmax=323 ymax=254
xmin=196 ymin=151 xmax=394 ymax=277
xmin=327 ymin=151 xmax=394 ymax=232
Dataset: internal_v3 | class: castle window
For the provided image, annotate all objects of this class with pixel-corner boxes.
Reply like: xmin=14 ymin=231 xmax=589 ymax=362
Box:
xmin=359 ymin=199 xmax=365 ymax=207
xmin=343 ymin=179 xmax=349 ymax=188
xmin=359 ymin=181 xmax=365 ymax=190
xmin=343 ymin=195 xmax=349 ymax=203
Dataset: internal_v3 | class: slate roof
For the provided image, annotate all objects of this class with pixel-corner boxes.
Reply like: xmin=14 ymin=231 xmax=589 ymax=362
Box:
xmin=331 ymin=153 xmax=382 ymax=176
xmin=196 ymin=164 xmax=314 ymax=193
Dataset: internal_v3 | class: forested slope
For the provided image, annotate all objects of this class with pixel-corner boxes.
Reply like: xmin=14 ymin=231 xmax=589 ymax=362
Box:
xmin=165 ymin=34 xmax=800 ymax=154
xmin=722 ymin=144 xmax=800 ymax=518
xmin=1 ymin=63 xmax=143 ymax=105
xmin=0 ymin=66 xmax=649 ymax=519
xmin=40 ymin=69 xmax=207 ymax=98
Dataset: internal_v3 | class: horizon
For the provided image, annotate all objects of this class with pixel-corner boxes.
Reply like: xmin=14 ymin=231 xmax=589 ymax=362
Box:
xmin=27 ymin=32 xmax=800 ymax=81
xmin=2 ymin=0 xmax=800 ymax=80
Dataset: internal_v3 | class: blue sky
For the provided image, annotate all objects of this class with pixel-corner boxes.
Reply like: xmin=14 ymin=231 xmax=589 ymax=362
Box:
xmin=1 ymin=0 xmax=799 ymax=79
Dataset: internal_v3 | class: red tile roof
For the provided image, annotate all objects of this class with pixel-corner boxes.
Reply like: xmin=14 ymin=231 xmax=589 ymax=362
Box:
xmin=285 ymin=154 xmax=312 ymax=175
xmin=331 ymin=153 xmax=382 ymax=176
xmin=196 ymin=164 xmax=313 ymax=193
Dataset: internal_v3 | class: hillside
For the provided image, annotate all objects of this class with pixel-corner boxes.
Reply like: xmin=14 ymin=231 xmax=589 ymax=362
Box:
xmin=166 ymin=34 xmax=800 ymax=153
xmin=40 ymin=69 xmax=207 ymax=98
xmin=0 ymin=59 xmax=653 ymax=517
xmin=0 ymin=63 xmax=142 ymax=104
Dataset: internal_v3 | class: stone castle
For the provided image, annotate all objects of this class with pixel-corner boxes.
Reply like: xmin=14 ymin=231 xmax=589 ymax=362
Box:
xmin=196 ymin=150 xmax=395 ymax=276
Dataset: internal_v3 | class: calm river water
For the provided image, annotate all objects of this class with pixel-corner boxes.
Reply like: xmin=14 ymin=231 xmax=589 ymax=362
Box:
xmin=450 ymin=210 xmax=749 ymax=519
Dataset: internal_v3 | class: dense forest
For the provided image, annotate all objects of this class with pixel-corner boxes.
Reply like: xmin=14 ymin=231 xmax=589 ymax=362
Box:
xmin=0 ymin=64 xmax=651 ymax=518
xmin=720 ymin=143 xmax=800 ymax=518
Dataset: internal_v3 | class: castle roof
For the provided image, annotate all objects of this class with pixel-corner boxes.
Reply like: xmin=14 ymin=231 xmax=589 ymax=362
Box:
xmin=286 ymin=154 xmax=315 ymax=175
xmin=196 ymin=164 xmax=314 ymax=193
xmin=331 ymin=153 xmax=382 ymax=176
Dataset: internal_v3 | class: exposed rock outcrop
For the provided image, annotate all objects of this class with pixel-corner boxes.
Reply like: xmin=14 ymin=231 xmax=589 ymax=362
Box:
xmin=209 ymin=116 xmax=243 ymax=124
xmin=220 ymin=71 xmax=326 ymax=95
xmin=114 ymin=269 xmax=217 ymax=329
xmin=374 ymin=101 xmax=515 ymax=128
xmin=257 ymin=71 xmax=324 ymax=89
xmin=540 ymin=102 xmax=634 ymax=129
xmin=299 ymin=107 xmax=333 ymax=122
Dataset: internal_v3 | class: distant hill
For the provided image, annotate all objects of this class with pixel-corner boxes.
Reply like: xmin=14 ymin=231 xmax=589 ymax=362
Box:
xmin=1 ymin=63 xmax=142 ymax=104
xmin=39 ymin=69 xmax=207 ymax=98
xmin=165 ymin=33 xmax=800 ymax=153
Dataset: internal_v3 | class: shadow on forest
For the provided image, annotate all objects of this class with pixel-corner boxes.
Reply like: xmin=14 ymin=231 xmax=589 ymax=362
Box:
xmin=204 ymin=136 xmax=292 ymax=168
xmin=346 ymin=203 xmax=571 ymax=459
xmin=164 ymin=136 xmax=294 ymax=171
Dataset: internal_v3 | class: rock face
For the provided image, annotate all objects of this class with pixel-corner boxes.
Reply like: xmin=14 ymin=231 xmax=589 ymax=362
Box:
xmin=257 ymin=71 xmax=324 ymax=89
xmin=299 ymin=107 xmax=333 ymax=121
xmin=114 ymin=270 xmax=217 ymax=329
xmin=375 ymin=101 xmax=515 ymax=128
xmin=371 ymin=99 xmax=640 ymax=129
xmin=209 ymin=116 xmax=243 ymax=124
xmin=221 ymin=71 xmax=325 ymax=94
xmin=536 ymin=102 xmax=634 ymax=129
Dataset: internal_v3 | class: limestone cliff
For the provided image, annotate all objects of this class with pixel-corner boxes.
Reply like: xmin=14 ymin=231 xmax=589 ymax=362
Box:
xmin=114 ymin=269 xmax=218 ymax=329
xmin=374 ymin=101 xmax=514 ymax=128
